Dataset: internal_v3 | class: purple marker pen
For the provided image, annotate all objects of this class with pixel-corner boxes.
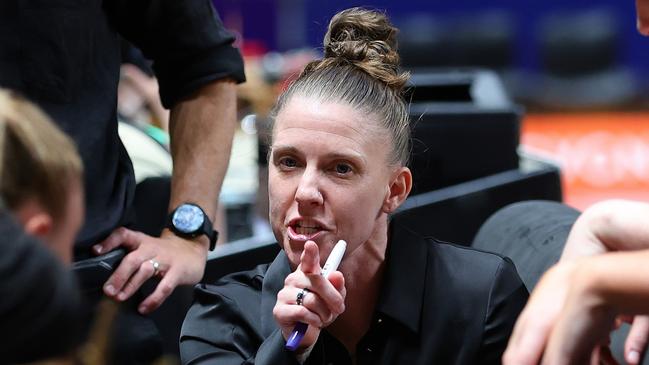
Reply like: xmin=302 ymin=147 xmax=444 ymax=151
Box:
xmin=285 ymin=239 xmax=347 ymax=351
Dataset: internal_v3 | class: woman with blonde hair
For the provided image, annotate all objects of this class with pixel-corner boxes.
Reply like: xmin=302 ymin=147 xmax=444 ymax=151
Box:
xmin=181 ymin=8 xmax=528 ymax=364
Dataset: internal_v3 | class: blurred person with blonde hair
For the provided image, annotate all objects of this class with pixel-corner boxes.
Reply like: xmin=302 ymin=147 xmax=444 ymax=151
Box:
xmin=0 ymin=89 xmax=84 ymax=264
xmin=0 ymin=88 xmax=85 ymax=363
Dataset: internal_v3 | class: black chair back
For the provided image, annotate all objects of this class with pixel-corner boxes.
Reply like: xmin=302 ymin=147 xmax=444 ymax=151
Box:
xmin=393 ymin=154 xmax=562 ymax=246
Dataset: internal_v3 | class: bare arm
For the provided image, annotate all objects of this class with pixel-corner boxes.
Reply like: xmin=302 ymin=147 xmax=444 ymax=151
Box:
xmin=541 ymin=251 xmax=649 ymax=364
xmin=97 ymin=79 xmax=238 ymax=313
xmin=165 ymin=78 xmax=238 ymax=246
xmin=505 ymin=200 xmax=649 ymax=365
xmin=563 ymin=200 xmax=649 ymax=259
xmin=575 ymin=250 xmax=649 ymax=314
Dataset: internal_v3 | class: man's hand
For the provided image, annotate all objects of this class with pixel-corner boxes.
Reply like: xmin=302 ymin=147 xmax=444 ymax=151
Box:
xmin=93 ymin=227 xmax=207 ymax=314
xmin=100 ymin=79 xmax=236 ymax=313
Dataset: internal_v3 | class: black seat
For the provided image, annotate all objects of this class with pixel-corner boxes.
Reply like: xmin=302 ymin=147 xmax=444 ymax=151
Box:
xmin=405 ymin=69 xmax=523 ymax=195
xmin=203 ymin=232 xmax=278 ymax=284
xmin=471 ymin=200 xmax=578 ymax=290
xmin=392 ymin=153 xmax=562 ymax=246
xmin=398 ymin=12 xmax=515 ymax=71
xmin=521 ymin=9 xmax=638 ymax=110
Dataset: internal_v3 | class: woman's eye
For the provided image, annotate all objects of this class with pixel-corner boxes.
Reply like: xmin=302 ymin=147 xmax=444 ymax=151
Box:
xmin=335 ymin=163 xmax=352 ymax=174
xmin=279 ymin=157 xmax=297 ymax=168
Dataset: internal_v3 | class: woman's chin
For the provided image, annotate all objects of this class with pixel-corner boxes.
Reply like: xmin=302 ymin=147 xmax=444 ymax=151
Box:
xmin=285 ymin=237 xmax=306 ymax=255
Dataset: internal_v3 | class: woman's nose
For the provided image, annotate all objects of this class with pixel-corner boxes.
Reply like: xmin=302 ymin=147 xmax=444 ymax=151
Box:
xmin=295 ymin=169 xmax=324 ymax=206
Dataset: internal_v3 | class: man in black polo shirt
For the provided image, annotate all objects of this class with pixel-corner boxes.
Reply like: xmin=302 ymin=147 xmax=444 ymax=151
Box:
xmin=0 ymin=0 xmax=244 ymax=318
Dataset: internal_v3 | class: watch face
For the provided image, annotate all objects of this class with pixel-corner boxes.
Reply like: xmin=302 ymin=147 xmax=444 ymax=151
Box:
xmin=172 ymin=204 xmax=204 ymax=233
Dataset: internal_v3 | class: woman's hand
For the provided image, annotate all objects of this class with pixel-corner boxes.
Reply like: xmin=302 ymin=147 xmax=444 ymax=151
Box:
xmin=273 ymin=241 xmax=346 ymax=353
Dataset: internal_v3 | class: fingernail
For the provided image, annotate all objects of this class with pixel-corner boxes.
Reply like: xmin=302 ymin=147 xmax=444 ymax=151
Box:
xmin=138 ymin=304 xmax=148 ymax=314
xmin=117 ymin=292 xmax=127 ymax=301
xmin=93 ymin=245 xmax=103 ymax=254
xmin=104 ymin=284 xmax=116 ymax=296
xmin=628 ymin=350 xmax=640 ymax=364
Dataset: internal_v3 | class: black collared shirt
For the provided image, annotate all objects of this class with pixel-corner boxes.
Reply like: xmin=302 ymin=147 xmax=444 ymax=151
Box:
xmin=0 ymin=0 xmax=245 ymax=252
xmin=180 ymin=222 xmax=528 ymax=364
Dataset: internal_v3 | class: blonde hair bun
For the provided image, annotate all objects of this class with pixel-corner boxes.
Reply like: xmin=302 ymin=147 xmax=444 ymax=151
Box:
xmin=322 ymin=7 xmax=408 ymax=92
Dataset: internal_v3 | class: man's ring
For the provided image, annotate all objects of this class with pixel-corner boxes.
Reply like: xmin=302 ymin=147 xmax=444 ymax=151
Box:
xmin=150 ymin=259 xmax=160 ymax=276
xmin=296 ymin=288 xmax=310 ymax=306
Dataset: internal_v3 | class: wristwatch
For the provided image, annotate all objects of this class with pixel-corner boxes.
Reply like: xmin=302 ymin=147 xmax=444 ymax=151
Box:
xmin=166 ymin=203 xmax=218 ymax=250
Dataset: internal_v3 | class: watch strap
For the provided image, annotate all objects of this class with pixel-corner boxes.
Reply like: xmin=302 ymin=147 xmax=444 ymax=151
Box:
xmin=203 ymin=218 xmax=219 ymax=251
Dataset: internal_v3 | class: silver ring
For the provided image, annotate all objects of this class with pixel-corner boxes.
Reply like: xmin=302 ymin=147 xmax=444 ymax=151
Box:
xmin=296 ymin=288 xmax=310 ymax=306
xmin=150 ymin=259 xmax=160 ymax=276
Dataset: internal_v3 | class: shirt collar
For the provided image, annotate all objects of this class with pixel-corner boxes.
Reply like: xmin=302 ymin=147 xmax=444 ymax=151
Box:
xmin=376 ymin=220 xmax=429 ymax=334
xmin=259 ymin=223 xmax=429 ymax=337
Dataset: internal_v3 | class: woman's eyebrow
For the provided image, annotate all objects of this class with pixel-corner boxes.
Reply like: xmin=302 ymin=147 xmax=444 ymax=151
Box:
xmin=271 ymin=145 xmax=367 ymax=165
xmin=324 ymin=151 xmax=365 ymax=163
xmin=270 ymin=145 xmax=299 ymax=155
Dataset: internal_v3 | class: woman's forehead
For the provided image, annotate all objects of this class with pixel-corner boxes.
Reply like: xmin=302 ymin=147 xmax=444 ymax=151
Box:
xmin=272 ymin=97 xmax=391 ymax=162
xmin=274 ymin=97 xmax=381 ymax=138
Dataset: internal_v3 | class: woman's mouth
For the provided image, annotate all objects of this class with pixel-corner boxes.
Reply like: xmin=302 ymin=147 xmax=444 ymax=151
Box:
xmin=287 ymin=219 xmax=326 ymax=241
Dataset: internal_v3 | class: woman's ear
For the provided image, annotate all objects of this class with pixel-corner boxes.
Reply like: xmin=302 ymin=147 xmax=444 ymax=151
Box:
xmin=16 ymin=202 xmax=54 ymax=239
xmin=383 ymin=166 xmax=412 ymax=213
xmin=23 ymin=212 xmax=53 ymax=238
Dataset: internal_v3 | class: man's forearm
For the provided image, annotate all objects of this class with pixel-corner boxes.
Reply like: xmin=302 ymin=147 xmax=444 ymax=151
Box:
xmin=166 ymin=79 xmax=238 ymax=248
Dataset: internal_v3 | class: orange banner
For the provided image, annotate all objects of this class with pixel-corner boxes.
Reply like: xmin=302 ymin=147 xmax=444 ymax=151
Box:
xmin=522 ymin=113 xmax=649 ymax=210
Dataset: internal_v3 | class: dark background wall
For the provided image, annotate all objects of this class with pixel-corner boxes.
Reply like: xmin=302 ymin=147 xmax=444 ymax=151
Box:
xmin=214 ymin=0 xmax=649 ymax=80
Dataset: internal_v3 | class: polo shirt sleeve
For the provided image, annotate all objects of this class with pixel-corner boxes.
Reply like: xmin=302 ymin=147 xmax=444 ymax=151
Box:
xmin=105 ymin=0 xmax=246 ymax=108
